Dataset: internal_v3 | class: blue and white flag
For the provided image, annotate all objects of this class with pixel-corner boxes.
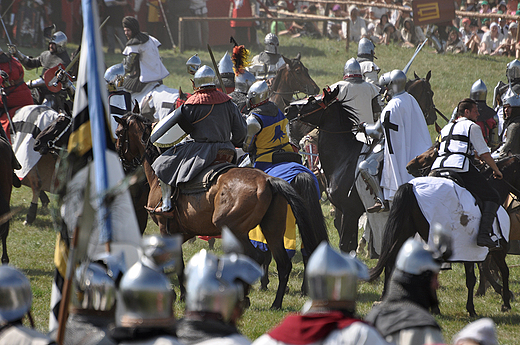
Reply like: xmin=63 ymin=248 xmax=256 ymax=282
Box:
xmin=49 ymin=0 xmax=141 ymax=331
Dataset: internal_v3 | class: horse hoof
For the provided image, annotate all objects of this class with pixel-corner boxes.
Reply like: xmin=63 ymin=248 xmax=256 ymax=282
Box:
xmin=270 ymin=304 xmax=281 ymax=310
xmin=23 ymin=220 xmax=29 ymax=226
xmin=501 ymin=304 xmax=511 ymax=312
xmin=468 ymin=311 xmax=477 ymax=317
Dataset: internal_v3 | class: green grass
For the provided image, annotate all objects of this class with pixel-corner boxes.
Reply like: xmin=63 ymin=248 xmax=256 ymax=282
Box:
xmin=6 ymin=35 xmax=520 ymax=343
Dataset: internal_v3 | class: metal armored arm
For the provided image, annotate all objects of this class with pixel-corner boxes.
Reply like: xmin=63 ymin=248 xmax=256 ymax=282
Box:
xmin=243 ymin=115 xmax=262 ymax=153
xmin=359 ymin=119 xmax=383 ymax=140
xmin=123 ymin=53 xmax=139 ymax=74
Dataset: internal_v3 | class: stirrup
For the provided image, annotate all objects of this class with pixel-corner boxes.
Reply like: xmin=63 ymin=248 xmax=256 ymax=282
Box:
xmin=367 ymin=200 xmax=389 ymax=214
xmin=477 ymin=233 xmax=501 ymax=251
xmin=145 ymin=205 xmax=175 ymax=217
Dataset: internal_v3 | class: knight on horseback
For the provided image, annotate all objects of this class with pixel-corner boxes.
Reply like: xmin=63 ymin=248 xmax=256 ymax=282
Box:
xmin=361 ymin=69 xmax=431 ymax=212
xmin=229 ymin=45 xmax=256 ymax=114
xmin=469 ymin=79 xmax=500 ymax=151
xmin=150 ymin=65 xmax=246 ymax=215
xmin=432 ymin=98 xmax=503 ymax=250
xmin=498 ymin=90 xmax=520 ymax=157
xmin=493 ymin=59 xmax=520 ymax=108
xmin=9 ymin=30 xmax=74 ymax=110
xmin=356 ymin=38 xmax=380 ymax=85
xmin=218 ymin=51 xmax=235 ymax=94
xmin=104 ymin=64 xmax=132 ymax=138
xmin=121 ymin=16 xmax=169 ymax=94
xmin=248 ymin=33 xmax=285 ymax=81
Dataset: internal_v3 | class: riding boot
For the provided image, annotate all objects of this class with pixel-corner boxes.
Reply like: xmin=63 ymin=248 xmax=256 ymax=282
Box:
xmin=476 ymin=201 xmax=501 ymax=251
xmin=159 ymin=179 xmax=173 ymax=213
xmin=359 ymin=166 xmax=388 ymax=213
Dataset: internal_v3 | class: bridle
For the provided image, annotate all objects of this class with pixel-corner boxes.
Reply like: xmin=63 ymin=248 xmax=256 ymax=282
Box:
xmin=270 ymin=62 xmax=317 ymax=104
xmin=288 ymin=95 xmax=356 ymax=135
xmin=408 ymin=78 xmax=435 ymax=121
xmin=116 ymin=116 xmax=149 ymax=172
xmin=47 ymin=112 xmax=73 ymax=152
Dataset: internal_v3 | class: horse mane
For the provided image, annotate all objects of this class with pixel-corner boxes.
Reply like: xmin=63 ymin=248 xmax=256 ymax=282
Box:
xmin=270 ymin=62 xmax=286 ymax=92
xmin=334 ymin=98 xmax=360 ymax=131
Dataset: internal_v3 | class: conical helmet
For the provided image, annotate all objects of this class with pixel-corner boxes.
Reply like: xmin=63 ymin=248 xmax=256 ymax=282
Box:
xmin=389 ymin=69 xmax=407 ymax=95
xmin=306 ymin=242 xmax=368 ymax=302
xmin=219 ymin=51 xmax=234 ymax=78
xmin=186 ymin=54 xmax=202 ymax=75
xmin=343 ymin=58 xmax=362 ymax=80
xmin=470 ymin=79 xmax=487 ymax=101
xmin=49 ymin=31 xmax=67 ymax=53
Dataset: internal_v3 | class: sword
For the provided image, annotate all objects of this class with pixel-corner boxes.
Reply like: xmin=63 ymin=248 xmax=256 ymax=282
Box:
xmin=402 ymin=38 xmax=428 ymax=75
xmin=0 ymin=15 xmax=12 ymax=46
xmin=207 ymin=44 xmax=227 ymax=95
xmin=1 ymin=88 xmax=16 ymax=134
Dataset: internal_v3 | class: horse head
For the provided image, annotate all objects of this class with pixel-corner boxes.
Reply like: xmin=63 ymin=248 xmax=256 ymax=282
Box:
xmin=406 ymin=70 xmax=437 ymax=126
xmin=406 ymin=142 xmax=439 ymax=177
xmin=114 ymin=113 xmax=155 ymax=172
xmin=33 ymin=111 xmax=72 ymax=155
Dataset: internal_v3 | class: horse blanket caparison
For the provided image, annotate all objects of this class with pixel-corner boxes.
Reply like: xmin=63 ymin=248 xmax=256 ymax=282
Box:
xmin=410 ymin=177 xmax=509 ymax=262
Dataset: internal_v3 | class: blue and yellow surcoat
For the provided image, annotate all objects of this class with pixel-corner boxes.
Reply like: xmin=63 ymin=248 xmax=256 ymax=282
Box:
xmin=252 ymin=108 xmax=293 ymax=163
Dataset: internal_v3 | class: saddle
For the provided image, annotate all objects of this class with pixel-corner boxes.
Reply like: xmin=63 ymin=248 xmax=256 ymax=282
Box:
xmin=178 ymin=161 xmax=235 ymax=195
xmin=428 ymin=169 xmax=466 ymax=189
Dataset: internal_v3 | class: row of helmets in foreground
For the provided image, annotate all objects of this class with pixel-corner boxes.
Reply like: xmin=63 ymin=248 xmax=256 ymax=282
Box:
xmin=0 ymin=226 xmax=452 ymax=334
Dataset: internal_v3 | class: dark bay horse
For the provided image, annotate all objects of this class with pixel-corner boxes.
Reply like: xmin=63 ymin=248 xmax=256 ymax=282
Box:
xmin=269 ymin=53 xmax=320 ymax=112
xmin=369 ymin=155 xmax=520 ymax=316
xmin=114 ymin=113 xmax=328 ymax=309
xmin=0 ymin=138 xmax=13 ymax=263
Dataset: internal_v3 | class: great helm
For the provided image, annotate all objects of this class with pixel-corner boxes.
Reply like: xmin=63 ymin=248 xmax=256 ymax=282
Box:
xmin=357 ymin=37 xmax=375 ymax=58
xmin=117 ymin=261 xmax=175 ymax=328
xmin=388 ymin=69 xmax=407 ymax=96
xmin=185 ymin=249 xmax=262 ymax=323
xmin=343 ymin=58 xmax=362 ymax=81
xmin=235 ymin=70 xmax=256 ymax=94
xmin=193 ymin=65 xmax=216 ymax=90
xmin=247 ymin=80 xmax=270 ymax=108
xmin=306 ymin=242 xmax=369 ymax=303
xmin=507 ymin=59 xmax=520 ymax=83
xmin=186 ymin=54 xmax=202 ymax=75
xmin=49 ymin=31 xmax=67 ymax=54
xmin=104 ymin=63 xmax=125 ymax=92
xmin=0 ymin=265 xmax=32 ymax=324
xmin=470 ymin=79 xmax=487 ymax=102
xmin=264 ymin=33 xmax=280 ymax=54
xmin=72 ymin=262 xmax=117 ymax=312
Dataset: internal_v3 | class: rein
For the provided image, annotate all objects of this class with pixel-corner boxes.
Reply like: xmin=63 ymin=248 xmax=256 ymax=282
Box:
xmin=48 ymin=113 xmax=73 ymax=152
xmin=116 ymin=116 xmax=150 ymax=172
xmin=291 ymin=97 xmax=356 ymax=135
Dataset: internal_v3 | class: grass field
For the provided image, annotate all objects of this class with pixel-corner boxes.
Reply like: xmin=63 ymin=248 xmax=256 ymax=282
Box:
xmin=6 ymin=34 xmax=520 ymax=344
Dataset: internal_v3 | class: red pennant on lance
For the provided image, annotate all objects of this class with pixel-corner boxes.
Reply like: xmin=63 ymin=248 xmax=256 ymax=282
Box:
xmin=412 ymin=0 xmax=455 ymax=26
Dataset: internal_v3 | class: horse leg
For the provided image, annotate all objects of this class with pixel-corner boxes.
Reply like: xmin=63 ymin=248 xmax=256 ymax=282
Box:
xmin=464 ymin=262 xmax=477 ymax=317
xmin=1 ymin=229 xmax=7 ymax=264
xmin=260 ymin=249 xmax=272 ymax=291
xmin=39 ymin=191 xmax=50 ymax=208
xmin=491 ymin=248 xmax=511 ymax=312
xmin=22 ymin=168 xmax=41 ymax=225
xmin=338 ymin=190 xmax=365 ymax=253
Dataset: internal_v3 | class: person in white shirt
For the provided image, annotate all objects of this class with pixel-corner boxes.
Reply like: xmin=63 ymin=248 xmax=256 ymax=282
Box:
xmin=343 ymin=6 xmax=366 ymax=42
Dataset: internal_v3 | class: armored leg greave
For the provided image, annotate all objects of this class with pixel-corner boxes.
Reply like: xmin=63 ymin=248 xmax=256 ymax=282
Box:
xmin=159 ymin=179 xmax=173 ymax=213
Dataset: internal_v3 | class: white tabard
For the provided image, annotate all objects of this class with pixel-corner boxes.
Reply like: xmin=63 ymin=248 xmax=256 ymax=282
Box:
xmin=380 ymin=92 xmax=431 ymax=200
xmin=123 ymin=35 xmax=170 ymax=84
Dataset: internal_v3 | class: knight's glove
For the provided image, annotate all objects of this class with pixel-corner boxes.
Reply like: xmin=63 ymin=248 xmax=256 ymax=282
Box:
xmin=7 ymin=44 xmax=17 ymax=56
xmin=0 ymin=70 xmax=9 ymax=87
xmin=56 ymin=69 xmax=67 ymax=83
xmin=359 ymin=120 xmax=383 ymax=140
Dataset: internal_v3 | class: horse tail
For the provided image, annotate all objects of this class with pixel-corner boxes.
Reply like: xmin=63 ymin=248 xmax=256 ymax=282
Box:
xmin=290 ymin=172 xmax=329 ymax=245
xmin=369 ymin=183 xmax=417 ymax=282
xmin=268 ymin=176 xmax=327 ymax=255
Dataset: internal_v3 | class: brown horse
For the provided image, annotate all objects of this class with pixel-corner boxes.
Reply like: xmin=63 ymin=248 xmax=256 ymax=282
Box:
xmin=370 ymin=155 xmax=520 ymax=316
xmin=406 ymin=71 xmax=437 ymax=126
xmin=113 ymin=113 xmax=327 ymax=309
xmin=0 ymin=138 xmax=14 ymax=263
xmin=269 ymin=53 xmax=320 ymax=112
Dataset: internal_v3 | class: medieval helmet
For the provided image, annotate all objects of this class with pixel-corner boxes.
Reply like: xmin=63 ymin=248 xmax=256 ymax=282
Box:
xmin=0 ymin=265 xmax=32 ymax=324
xmin=235 ymin=70 xmax=256 ymax=94
xmin=379 ymin=71 xmax=391 ymax=87
xmin=358 ymin=37 xmax=375 ymax=58
xmin=247 ymin=80 xmax=270 ymax=108
xmin=306 ymin=242 xmax=369 ymax=303
xmin=104 ymin=63 xmax=125 ymax=92
xmin=193 ymin=65 xmax=216 ymax=90
xmin=395 ymin=238 xmax=441 ymax=276
xmin=72 ymin=262 xmax=117 ymax=312
xmin=117 ymin=261 xmax=175 ymax=328
xmin=140 ymin=234 xmax=183 ymax=275
xmin=185 ymin=249 xmax=262 ymax=323
xmin=503 ymin=89 xmax=520 ymax=108
xmin=219 ymin=51 xmax=234 ymax=78
xmin=186 ymin=54 xmax=202 ymax=75
xmin=49 ymin=31 xmax=67 ymax=54
xmin=506 ymin=59 xmax=520 ymax=83
xmin=343 ymin=58 xmax=362 ymax=81
xmin=388 ymin=69 xmax=407 ymax=96
xmin=470 ymin=79 xmax=487 ymax=102
xmin=264 ymin=33 xmax=280 ymax=54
